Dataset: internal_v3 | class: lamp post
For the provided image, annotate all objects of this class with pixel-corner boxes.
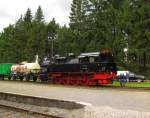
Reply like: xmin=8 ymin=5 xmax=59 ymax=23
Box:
xmin=47 ymin=32 xmax=57 ymax=63
xmin=123 ymin=48 xmax=128 ymax=62
xmin=47 ymin=34 xmax=53 ymax=63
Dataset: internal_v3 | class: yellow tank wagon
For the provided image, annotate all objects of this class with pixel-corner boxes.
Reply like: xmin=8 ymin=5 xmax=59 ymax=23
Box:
xmin=11 ymin=55 xmax=41 ymax=81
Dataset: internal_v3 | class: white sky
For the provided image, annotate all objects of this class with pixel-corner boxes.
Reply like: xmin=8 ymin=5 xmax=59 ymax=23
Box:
xmin=0 ymin=0 xmax=72 ymax=31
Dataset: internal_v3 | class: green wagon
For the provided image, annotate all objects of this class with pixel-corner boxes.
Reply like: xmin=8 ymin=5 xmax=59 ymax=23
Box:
xmin=0 ymin=63 xmax=13 ymax=80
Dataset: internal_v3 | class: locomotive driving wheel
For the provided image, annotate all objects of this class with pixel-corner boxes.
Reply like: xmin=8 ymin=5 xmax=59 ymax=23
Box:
xmin=81 ymin=79 xmax=90 ymax=86
xmin=68 ymin=79 xmax=74 ymax=85
xmin=76 ymin=79 xmax=82 ymax=85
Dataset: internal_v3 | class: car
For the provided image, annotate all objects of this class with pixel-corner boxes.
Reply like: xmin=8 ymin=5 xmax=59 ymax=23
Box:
xmin=132 ymin=74 xmax=145 ymax=82
xmin=134 ymin=74 xmax=145 ymax=79
xmin=117 ymin=71 xmax=145 ymax=82
xmin=128 ymin=72 xmax=145 ymax=82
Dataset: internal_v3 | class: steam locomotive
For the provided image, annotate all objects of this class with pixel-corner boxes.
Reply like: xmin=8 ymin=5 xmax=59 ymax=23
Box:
xmin=0 ymin=49 xmax=117 ymax=86
xmin=39 ymin=49 xmax=117 ymax=85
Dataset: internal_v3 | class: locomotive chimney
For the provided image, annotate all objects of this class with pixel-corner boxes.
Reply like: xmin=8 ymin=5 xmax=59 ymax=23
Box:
xmin=35 ymin=55 xmax=39 ymax=63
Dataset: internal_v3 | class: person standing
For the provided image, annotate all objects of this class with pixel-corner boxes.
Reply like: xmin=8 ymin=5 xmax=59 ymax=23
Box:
xmin=119 ymin=73 xmax=127 ymax=87
xmin=126 ymin=71 xmax=129 ymax=82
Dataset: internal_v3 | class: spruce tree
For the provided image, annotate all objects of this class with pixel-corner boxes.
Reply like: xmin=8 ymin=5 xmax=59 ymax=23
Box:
xmin=24 ymin=8 xmax=32 ymax=24
xmin=69 ymin=0 xmax=90 ymax=31
xmin=28 ymin=6 xmax=46 ymax=61
xmin=129 ymin=0 xmax=150 ymax=67
xmin=34 ymin=6 xmax=44 ymax=23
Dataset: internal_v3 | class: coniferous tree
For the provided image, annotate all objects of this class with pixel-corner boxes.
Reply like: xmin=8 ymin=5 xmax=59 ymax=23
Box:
xmin=34 ymin=6 xmax=44 ymax=23
xmin=33 ymin=6 xmax=46 ymax=61
xmin=24 ymin=8 xmax=32 ymax=24
xmin=23 ymin=8 xmax=33 ymax=61
xmin=129 ymin=0 xmax=150 ymax=67
xmin=0 ymin=0 xmax=149 ymax=74
xmin=0 ymin=25 xmax=15 ymax=62
xmin=69 ymin=0 xmax=93 ymax=52
xmin=70 ymin=0 xmax=90 ymax=31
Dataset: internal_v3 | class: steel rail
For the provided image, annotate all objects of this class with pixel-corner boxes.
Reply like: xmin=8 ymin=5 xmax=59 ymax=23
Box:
xmin=0 ymin=104 xmax=63 ymax=118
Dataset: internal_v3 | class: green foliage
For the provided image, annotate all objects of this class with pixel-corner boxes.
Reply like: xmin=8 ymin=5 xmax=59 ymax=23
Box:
xmin=68 ymin=0 xmax=150 ymax=72
xmin=34 ymin=6 xmax=44 ymax=23
xmin=24 ymin=8 xmax=32 ymax=24
xmin=0 ymin=6 xmax=47 ymax=63
xmin=0 ymin=0 xmax=149 ymax=74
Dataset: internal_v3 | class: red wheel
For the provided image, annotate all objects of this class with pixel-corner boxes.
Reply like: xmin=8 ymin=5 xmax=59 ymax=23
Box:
xmin=69 ymin=79 xmax=74 ymax=85
xmin=62 ymin=79 xmax=67 ymax=85
xmin=52 ymin=79 xmax=57 ymax=84
xmin=60 ymin=79 xmax=64 ymax=84
xmin=82 ymin=79 xmax=90 ymax=86
xmin=74 ymin=79 xmax=81 ymax=85
xmin=57 ymin=79 xmax=62 ymax=85
xmin=80 ymin=75 xmax=88 ymax=86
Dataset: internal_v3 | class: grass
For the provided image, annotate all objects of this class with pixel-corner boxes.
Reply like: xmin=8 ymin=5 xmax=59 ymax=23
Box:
xmin=110 ymin=81 xmax=150 ymax=88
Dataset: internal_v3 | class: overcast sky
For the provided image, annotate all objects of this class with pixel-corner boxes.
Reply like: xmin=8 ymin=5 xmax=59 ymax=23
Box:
xmin=0 ymin=0 xmax=72 ymax=31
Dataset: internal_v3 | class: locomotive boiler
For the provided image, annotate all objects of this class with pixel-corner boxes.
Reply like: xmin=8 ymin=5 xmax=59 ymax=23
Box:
xmin=39 ymin=49 xmax=117 ymax=85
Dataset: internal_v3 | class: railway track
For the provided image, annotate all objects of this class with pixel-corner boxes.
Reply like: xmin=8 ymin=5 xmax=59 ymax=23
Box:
xmin=0 ymin=80 xmax=150 ymax=117
xmin=0 ymin=104 xmax=61 ymax=118
xmin=0 ymin=79 xmax=150 ymax=92
xmin=0 ymin=92 xmax=85 ymax=118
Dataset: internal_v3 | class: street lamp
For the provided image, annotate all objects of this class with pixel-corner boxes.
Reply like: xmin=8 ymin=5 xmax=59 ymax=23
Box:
xmin=123 ymin=48 xmax=128 ymax=62
xmin=47 ymin=32 xmax=57 ymax=63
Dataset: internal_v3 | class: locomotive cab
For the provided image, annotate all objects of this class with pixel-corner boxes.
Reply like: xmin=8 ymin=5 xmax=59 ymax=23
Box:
xmin=39 ymin=49 xmax=117 ymax=85
xmin=55 ymin=56 xmax=67 ymax=64
xmin=78 ymin=52 xmax=100 ymax=63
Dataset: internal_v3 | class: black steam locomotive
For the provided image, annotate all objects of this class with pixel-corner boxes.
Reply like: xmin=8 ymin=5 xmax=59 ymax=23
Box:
xmin=39 ymin=49 xmax=117 ymax=86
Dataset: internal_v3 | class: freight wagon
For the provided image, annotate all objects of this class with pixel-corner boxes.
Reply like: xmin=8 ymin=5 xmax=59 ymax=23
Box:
xmin=11 ymin=62 xmax=40 ymax=81
xmin=0 ymin=63 xmax=13 ymax=80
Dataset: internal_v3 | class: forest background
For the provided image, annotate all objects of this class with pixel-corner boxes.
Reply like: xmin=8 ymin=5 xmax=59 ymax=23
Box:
xmin=0 ymin=0 xmax=150 ymax=78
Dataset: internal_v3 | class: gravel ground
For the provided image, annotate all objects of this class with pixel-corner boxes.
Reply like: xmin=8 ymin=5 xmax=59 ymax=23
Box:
xmin=0 ymin=106 xmax=49 ymax=118
xmin=0 ymin=100 xmax=150 ymax=118
xmin=0 ymin=81 xmax=150 ymax=118
xmin=83 ymin=106 xmax=150 ymax=118
xmin=0 ymin=100 xmax=84 ymax=118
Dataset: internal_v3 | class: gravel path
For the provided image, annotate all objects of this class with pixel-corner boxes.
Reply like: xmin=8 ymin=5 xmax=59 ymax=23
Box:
xmin=0 ymin=81 xmax=150 ymax=118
